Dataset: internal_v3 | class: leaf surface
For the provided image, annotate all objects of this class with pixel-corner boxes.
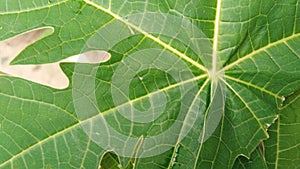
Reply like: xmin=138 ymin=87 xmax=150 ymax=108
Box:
xmin=264 ymin=91 xmax=300 ymax=169
xmin=0 ymin=0 xmax=299 ymax=168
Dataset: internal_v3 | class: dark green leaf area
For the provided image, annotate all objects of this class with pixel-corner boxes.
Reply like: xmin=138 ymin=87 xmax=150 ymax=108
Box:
xmin=100 ymin=152 xmax=122 ymax=169
xmin=232 ymin=147 xmax=267 ymax=169
xmin=100 ymin=149 xmax=174 ymax=169
xmin=134 ymin=147 xmax=176 ymax=169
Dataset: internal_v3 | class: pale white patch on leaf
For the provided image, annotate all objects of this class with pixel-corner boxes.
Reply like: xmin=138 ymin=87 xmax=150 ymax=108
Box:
xmin=0 ymin=28 xmax=110 ymax=89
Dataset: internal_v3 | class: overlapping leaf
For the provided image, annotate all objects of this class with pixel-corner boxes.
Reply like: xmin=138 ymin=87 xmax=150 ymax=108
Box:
xmin=264 ymin=92 xmax=300 ymax=169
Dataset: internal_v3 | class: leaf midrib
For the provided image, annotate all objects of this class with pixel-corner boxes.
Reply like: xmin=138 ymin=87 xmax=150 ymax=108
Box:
xmin=221 ymin=78 xmax=269 ymax=138
xmin=0 ymin=74 xmax=208 ymax=167
xmin=211 ymin=0 xmax=222 ymax=74
xmin=166 ymin=78 xmax=210 ymax=169
xmin=224 ymin=75 xmax=281 ymax=100
xmin=220 ymin=33 xmax=300 ymax=72
xmin=84 ymin=0 xmax=208 ymax=73
xmin=193 ymin=0 xmax=223 ymax=168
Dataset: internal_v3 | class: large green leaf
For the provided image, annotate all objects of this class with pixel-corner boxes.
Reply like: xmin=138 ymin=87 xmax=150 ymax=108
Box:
xmin=0 ymin=0 xmax=299 ymax=168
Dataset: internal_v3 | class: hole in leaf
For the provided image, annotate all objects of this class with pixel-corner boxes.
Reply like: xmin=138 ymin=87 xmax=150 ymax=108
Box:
xmin=0 ymin=27 xmax=110 ymax=89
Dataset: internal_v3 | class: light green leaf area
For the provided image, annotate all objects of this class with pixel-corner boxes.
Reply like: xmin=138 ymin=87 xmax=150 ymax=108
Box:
xmin=0 ymin=0 xmax=299 ymax=169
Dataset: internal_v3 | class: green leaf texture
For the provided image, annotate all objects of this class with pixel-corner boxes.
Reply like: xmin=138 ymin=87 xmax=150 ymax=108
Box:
xmin=233 ymin=91 xmax=300 ymax=169
xmin=0 ymin=0 xmax=299 ymax=168
xmin=232 ymin=146 xmax=268 ymax=169
xmin=264 ymin=92 xmax=300 ymax=169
